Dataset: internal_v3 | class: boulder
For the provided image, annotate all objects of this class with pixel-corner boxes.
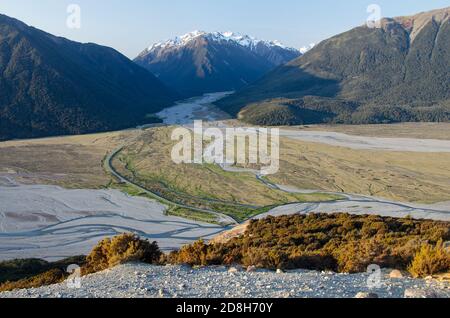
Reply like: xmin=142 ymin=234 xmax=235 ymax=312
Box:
xmin=389 ymin=270 xmax=404 ymax=279
xmin=355 ymin=292 xmax=379 ymax=298
xmin=246 ymin=266 xmax=257 ymax=273
xmin=404 ymin=289 xmax=439 ymax=298
xmin=211 ymin=222 xmax=250 ymax=244
xmin=228 ymin=267 xmax=240 ymax=274
xmin=281 ymin=292 xmax=291 ymax=298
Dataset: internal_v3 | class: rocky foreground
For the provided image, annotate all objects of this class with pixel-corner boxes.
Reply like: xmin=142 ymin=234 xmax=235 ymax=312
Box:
xmin=1 ymin=264 xmax=449 ymax=298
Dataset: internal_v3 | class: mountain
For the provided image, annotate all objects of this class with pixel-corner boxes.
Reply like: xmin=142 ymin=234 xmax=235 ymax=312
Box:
xmin=134 ymin=31 xmax=301 ymax=97
xmin=0 ymin=14 xmax=177 ymax=141
xmin=216 ymin=8 xmax=450 ymax=125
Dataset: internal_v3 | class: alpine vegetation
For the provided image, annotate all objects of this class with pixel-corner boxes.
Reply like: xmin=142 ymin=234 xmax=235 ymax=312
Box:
xmin=216 ymin=8 xmax=450 ymax=126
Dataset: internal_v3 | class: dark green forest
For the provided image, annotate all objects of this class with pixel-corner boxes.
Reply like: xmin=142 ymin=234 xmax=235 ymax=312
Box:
xmin=216 ymin=9 xmax=450 ymax=125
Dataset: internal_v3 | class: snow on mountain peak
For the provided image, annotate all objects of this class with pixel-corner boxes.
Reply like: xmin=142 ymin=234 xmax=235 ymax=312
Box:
xmin=147 ymin=31 xmax=299 ymax=53
xmin=147 ymin=30 xmax=206 ymax=51
xmin=299 ymin=43 xmax=316 ymax=54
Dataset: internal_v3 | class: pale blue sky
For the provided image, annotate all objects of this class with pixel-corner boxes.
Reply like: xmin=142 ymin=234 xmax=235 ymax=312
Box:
xmin=0 ymin=0 xmax=449 ymax=58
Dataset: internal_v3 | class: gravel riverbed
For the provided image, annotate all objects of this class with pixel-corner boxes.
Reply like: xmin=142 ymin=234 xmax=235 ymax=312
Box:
xmin=1 ymin=264 xmax=448 ymax=298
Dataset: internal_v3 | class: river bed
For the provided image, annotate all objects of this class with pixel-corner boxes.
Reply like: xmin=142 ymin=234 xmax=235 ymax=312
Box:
xmin=0 ymin=185 xmax=222 ymax=261
xmin=1 ymin=93 xmax=449 ymax=261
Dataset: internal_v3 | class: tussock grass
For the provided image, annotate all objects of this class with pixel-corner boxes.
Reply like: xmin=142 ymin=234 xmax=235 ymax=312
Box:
xmin=111 ymin=128 xmax=341 ymax=222
xmin=0 ymin=130 xmax=136 ymax=189
xmin=268 ymin=137 xmax=450 ymax=204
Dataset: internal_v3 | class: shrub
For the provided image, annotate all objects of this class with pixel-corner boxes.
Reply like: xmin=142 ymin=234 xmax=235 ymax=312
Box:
xmin=168 ymin=213 xmax=450 ymax=274
xmin=408 ymin=241 xmax=450 ymax=278
xmin=0 ymin=269 xmax=66 ymax=292
xmin=0 ymin=235 xmax=161 ymax=291
xmin=286 ymin=252 xmax=338 ymax=271
xmin=83 ymin=233 xmax=162 ymax=275
xmin=0 ymin=259 xmax=50 ymax=285
xmin=168 ymin=240 xmax=210 ymax=266
xmin=242 ymin=248 xmax=287 ymax=269
xmin=0 ymin=256 xmax=85 ymax=285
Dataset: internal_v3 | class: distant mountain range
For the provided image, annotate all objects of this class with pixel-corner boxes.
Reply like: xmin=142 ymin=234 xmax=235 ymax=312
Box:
xmin=0 ymin=14 xmax=177 ymax=141
xmin=1 ymin=7 xmax=448 ymax=141
xmin=216 ymin=7 xmax=450 ymax=125
xmin=134 ymin=31 xmax=301 ymax=97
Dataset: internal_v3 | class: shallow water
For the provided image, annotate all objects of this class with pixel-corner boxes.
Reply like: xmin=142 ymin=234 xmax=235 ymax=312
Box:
xmin=279 ymin=129 xmax=450 ymax=153
xmin=0 ymin=185 xmax=222 ymax=261
xmin=156 ymin=92 xmax=232 ymax=125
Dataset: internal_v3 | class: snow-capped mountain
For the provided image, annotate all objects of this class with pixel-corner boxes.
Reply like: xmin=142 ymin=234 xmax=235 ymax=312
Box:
xmin=299 ymin=43 xmax=315 ymax=54
xmin=135 ymin=31 xmax=301 ymax=97
xmin=147 ymin=31 xmax=298 ymax=53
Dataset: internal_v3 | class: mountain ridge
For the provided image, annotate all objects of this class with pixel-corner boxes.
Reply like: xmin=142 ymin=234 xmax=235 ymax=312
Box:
xmin=0 ymin=14 xmax=177 ymax=141
xmin=143 ymin=31 xmax=299 ymax=53
xmin=216 ymin=7 xmax=450 ymax=125
xmin=135 ymin=31 xmax=301 ymax=97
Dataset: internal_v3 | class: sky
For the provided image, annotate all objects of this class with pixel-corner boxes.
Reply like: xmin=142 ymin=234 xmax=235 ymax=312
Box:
xmin=0 ymin=0 xmax=449 ymax=58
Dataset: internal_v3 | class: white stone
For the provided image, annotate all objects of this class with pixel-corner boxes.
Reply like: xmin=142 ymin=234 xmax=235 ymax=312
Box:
xmin=355 ymin=292 xmax=379 ymax=298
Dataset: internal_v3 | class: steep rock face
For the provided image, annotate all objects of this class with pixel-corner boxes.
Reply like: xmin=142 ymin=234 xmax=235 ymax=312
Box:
xmin=0 ymin=14 xmax=177 ymax=140
xmin=135 ymin=31 xmax=301 ymax=97
xmin=216 ymin=8 xmax=450 ymax=125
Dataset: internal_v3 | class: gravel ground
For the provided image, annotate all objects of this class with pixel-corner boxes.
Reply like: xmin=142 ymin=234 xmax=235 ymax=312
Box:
xmin=278 ymin=129 xmax=450 ymax=153
xmin=1 ymin=264 xmax=448 ymax=298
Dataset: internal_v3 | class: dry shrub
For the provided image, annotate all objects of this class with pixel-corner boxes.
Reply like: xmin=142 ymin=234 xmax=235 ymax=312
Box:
xmin=169 ymin=213 xmax=450 ymax=273
xmin=242 ymin=248 xmax=287 ymax=269
xmin=83 ymin=233 xmax=162 ymax=275
xmin=333 ymin=237 xmax=395 ymax=273
xmin=408 ymin=241 xmax=450 ymax=278
xmin=0 ymin=235 xmax=161 ymax=291
xmin=167 ymin=240 xmax=240 ymax=266
xmin=168 ymin=240 xmax=209 ymax=266
xmin=0 ymin=256 xmax=85 ymax=292
xmin=0 ymin=269 xmax=66 ymax=292
xmin=0 ymin=256 xmax=85 ymax=285
xmin=288 ymin=253 xmax=337 ymax=271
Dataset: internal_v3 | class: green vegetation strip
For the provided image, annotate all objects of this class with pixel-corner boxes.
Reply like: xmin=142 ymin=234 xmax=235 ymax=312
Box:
xmin=110 ymin=151 xmax=342 ymax=223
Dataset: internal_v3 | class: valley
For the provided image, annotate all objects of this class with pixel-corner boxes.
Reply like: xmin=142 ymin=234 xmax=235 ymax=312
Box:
xmin=216 ymin=8 xmax=450 ymax=126
xmin=0 ymin=3 xmax=449 ymax=300
xmin=1 ymin=94 xmax=449 ymax=261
